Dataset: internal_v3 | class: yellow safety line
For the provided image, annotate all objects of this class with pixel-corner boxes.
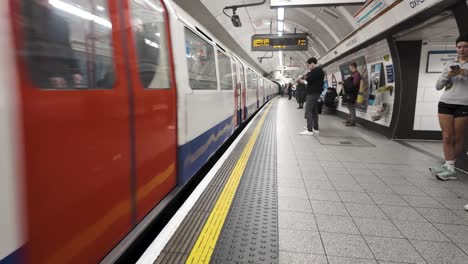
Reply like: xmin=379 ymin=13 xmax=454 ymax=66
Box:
xmin=186 ymin=103 xmax=273 ymax=264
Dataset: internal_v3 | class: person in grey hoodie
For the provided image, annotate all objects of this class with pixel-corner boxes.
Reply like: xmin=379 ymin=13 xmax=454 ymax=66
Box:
xmin=430 ymin=33 xmax=468 ymax=187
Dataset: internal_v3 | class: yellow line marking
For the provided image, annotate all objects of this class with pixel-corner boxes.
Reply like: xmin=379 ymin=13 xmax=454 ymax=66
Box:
xmin=186 ymin=102 xmax=273 ymax=264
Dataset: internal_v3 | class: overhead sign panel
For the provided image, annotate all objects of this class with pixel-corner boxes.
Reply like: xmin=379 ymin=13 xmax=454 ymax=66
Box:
xmin=251 ymin=34 xmax=308 ymax=51
xmin=271 ymin=0 xmax=366 ymax=8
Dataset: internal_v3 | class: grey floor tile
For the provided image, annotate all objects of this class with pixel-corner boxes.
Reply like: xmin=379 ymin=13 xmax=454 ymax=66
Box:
xmin=434 ymin=197 xmax=468 ymax=210
xmin=310 ymin=201 xmax=349 ymax=216
xmin=361 ymin=183 xmax=396 ymax=194
xmin=332 ymin=183 xmax=365 ymax=192
xmin=457 ymin=243 xmax=468 ymax=255
xmin=379 ymin=205 xmax=427 ymax=222
xmin=382 ymin=176 xmax=414 ymax=186
xmin=418 ymin=187 xmax=459 ymax=198
xmin=451 ymin=210 xmax=468 ymax=223
xmin=416 ymin=207 xmax=468 ymax=225
xmin=393 ymin=220 xmax=450 ymax=242
xmin=307 ymin=189 xmax=341 ymax=202
xmin=320 ymin=161 xmax=344 ymax=168
xmin=279 ymin=211 xmax=317 ymax=231
xmin=279 ymin=198 xmax=313 ymax=213
xmin=321 ymin=232 xmax=374 ymax=259
xmin=279 ymin=229 xmax=324 ymax=255
xmin=390 ymin=185 xmax=428 ymax=197
xmin=434 ymin=223 xmax=468 ymax=244
xmin=369 ymin=193 xmax=410 ymax=207
xmin=315 ymin=214 xmax=360 ymax=234
xmin=410 ymin=240 xmax=468 ymax=264
xmin=400 ymin=195 xmax=445 ymax=208
xmin=342 ymin=162 xmax=368 ymax=169
xmin=345 ymin=203 xmax=388 ymax=219
xmin=279 ymin=251 xmax=327 ymax=264
xmin=364 ymin=236 xmax=426 ymax=263
xmin=279 ymin=187 xmax=309 ymax=199
xmin=327 ymin=256 xmax=378 ymax=264
xmin=339 ymin=191 xmax=375 ymax=204
xmin=354 ymin=218 xmax=403 ymax=238
xmin=305 ymin=180 xmax=336 ymax=191
xmin=354 ymin=176 xmax=385 ymax=185
xmin=378 ymin=261 xmax=417 ymax=264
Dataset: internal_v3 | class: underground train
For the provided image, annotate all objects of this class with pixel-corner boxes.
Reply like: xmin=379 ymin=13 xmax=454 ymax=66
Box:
xmin=0 ymin=0 xmax=278 ymax=263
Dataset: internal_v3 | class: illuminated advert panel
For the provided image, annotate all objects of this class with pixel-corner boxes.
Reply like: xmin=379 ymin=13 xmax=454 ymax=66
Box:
xmin=251 ymin=34 xmax=308 ymax=51
xmin=271 ymin=0 xmax=366 ymax=8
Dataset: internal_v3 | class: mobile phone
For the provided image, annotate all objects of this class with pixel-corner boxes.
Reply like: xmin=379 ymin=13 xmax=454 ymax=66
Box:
xmin=450 ymin=65 xmax=461 ymax=70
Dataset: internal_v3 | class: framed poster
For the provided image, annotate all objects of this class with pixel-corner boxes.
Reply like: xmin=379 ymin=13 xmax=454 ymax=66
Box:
xmin=426 ymin=50 xmax=457 ymax=73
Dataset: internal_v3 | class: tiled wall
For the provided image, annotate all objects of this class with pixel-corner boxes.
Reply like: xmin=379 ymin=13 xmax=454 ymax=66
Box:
xmin=413 ymin=40 xmax=456 ymax=131
xmin=324 ymin=39 xmax=395 ymax=127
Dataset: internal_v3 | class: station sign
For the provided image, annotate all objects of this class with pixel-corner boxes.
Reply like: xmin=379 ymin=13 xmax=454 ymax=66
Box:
xmin=270 ymin=0 xmax=366 ymax=8
xmin=251 ymin=34 xmax=308 ymax=51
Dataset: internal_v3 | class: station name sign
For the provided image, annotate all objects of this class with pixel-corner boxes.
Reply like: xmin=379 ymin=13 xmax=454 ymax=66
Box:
xmin=251 ymin=34 xmax=308 ymax=51
xmin=271 ymin=0 xmax=366 ymax=8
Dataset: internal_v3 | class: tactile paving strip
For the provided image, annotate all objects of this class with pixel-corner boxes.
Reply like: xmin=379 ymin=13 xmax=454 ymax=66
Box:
xmin=154 ymin=100 xmax=277 ymax=264
xmin=211 ymin=102 xmax=278 ymax=264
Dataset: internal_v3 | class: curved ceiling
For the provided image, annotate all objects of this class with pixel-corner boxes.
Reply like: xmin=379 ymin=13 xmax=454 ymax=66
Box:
xmin=200 ymin=0 xmax=364 ymax=76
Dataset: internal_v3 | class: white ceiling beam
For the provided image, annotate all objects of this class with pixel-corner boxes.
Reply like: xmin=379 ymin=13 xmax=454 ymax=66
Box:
xmin=295 ymin=9 xmax=340 ymax=43
xmin=335 ymin=6 xmax=358 ymax=29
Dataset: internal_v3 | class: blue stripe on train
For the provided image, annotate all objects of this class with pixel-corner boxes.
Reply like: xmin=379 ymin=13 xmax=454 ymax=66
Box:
xmin=177 ymin=116 xmax=234 ymax=184
xmin=0 ymin=247 xmax=25 ymax=264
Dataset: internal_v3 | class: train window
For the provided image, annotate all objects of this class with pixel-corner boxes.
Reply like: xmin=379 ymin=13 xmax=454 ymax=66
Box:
xmin=130 ymin=0 xmax=171 ymax=89
xmin=246 ymin=70 xmax=252 ymax=90
xmin=217 ymin=51 xmax=233 ymax=90
xmin=21 ymin=0 xmax=115 ymax=89
xmin=184 ymin=28 xmax=217 ymax=90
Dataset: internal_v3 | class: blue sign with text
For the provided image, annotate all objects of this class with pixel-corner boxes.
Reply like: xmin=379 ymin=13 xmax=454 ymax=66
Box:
xmin=386 ymin=65 xmax=394 ymax=83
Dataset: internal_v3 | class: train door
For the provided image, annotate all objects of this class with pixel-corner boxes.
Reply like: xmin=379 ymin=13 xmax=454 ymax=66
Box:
xmin=12 ymin=0 xmax=133 ymax=263
xmin=125 ymin=0 xmax=177 ymax=222
xmin=231 ymin=57 xmax=241 ymax=127
xmin=236 ymin=59 xmax=247 ymax=122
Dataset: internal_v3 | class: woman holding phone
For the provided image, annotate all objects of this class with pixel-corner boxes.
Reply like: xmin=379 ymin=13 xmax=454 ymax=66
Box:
xmin=430 ymin=34 xmax=468 ymax=194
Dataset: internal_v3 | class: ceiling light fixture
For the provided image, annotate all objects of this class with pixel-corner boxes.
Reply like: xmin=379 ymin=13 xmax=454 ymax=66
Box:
xmin=277 ymin=8 xmax=284 ymax=20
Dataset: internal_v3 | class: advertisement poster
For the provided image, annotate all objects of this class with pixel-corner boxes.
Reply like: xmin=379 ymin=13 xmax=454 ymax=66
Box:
xmin=369 ymin=63 xmax=385 ymax=105
xmin=339 ymin=56 xmax=369 ymax=111
xmin=426 ymin=50 xmax=458 ymax=73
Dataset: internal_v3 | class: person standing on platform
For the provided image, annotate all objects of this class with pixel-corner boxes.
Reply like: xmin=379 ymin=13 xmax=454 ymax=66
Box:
xmin=299 ymin=57 xmax=324 ymax=136
xmin=296 ymin=76 xmax=306 ymax=109
xmin=287 ymin=83 xmax=293 ymax=100
xmin=344 ymin=62 xmax=361 ymax=126
xmin=431 ymin=33 xmax=468 ymax=187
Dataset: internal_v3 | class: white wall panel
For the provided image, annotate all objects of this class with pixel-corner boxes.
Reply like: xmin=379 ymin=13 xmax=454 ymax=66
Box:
xmin=413 ymin=39 xmax=456 ymax=131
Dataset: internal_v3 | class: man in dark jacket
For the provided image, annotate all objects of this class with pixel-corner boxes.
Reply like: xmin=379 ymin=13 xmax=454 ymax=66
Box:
xmin=296 ymin=77 xmax=306 ymax=109
xmin=345 ymin=62 xmax=362 ymax=126
xmin=299 ymin=57 xmax=325 ymax=135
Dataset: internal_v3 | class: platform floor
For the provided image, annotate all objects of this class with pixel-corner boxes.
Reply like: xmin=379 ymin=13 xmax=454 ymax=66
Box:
xmin=277 ymin=98 xmax=468 ymax=264
xmin=141 ymin=97 xmax=468 ymax=264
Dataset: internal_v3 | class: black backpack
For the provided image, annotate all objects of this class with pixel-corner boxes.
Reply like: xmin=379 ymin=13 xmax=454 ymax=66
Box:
xmin=343 ymin=77 xmax=354 ymax=94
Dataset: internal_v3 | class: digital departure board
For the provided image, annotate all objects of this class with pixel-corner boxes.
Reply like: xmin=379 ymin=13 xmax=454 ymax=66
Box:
xmin=251 ymin=34 xmax=308 ymax=51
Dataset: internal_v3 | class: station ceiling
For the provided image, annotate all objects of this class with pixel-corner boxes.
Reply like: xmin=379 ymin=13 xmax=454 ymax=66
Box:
xmin=200 ymin=0 xmax=365 ymax=76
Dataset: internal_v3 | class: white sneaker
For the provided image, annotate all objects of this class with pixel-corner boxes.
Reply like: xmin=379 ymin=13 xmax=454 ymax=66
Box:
xmin=465 ymin=204 xmax=468 ymax=211
xmin=313 ymin=129 xmax=319 ymax=135
xmin=299 ymin=130 xmax=314 ymax=136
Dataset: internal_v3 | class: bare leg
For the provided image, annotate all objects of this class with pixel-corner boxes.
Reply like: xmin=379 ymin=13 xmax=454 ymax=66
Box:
xmin=438 ymin=114 xmax=455 ymax=161
xmin=454 ymin=116 xmax=468 ymax=158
